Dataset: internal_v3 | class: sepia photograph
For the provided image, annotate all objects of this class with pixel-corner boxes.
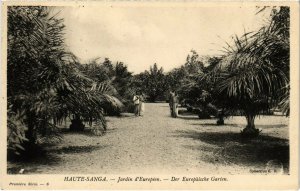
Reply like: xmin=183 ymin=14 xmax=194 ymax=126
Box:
xmin=1 ymin=1 xmax=299 ymax=190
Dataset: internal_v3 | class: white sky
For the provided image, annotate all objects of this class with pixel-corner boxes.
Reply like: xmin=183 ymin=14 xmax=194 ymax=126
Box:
xmin=59 ymin=5 xmax=270 ymax=74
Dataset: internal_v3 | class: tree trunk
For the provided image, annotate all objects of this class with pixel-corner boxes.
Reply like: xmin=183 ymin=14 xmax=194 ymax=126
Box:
xmin=25 ymin=112 xmax=37 ymax=145
xmin=17 ymin=112 xmax=43 ymax=159
xmin=217 ymin=115 xmax=224 ymax=125
xmin=241 ymin=113 xmax=260 ymax=138
xmin=216 ymin=109 xmax=225 ymax=125
xmin=246 ymin=114 xmax=255 ymax=129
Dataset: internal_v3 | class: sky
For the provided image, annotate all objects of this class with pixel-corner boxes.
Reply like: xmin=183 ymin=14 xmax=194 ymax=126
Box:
xmin=58 ymin=5 xmax=270 ymax=74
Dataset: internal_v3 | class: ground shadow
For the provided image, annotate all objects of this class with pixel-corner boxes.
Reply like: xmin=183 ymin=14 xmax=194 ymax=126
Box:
xmin=48 ymin=145 xmax=107 ymax=155
xmin=8 ymin=143 xmax=107 ymax=174
xmin=190 ymin=123 xmax=287 ymax=129
xmin=7 ymin=152 xmax=61 ymax=174
xmin=177 ymin=111 xmax=216 ymax=120
xmin=174 ymin=130 xmax=289 ymax=173
xmin=110 ymin=113 xmax=135 ymax=118
xmin=191 ymin=123 xmax=240 ymax=127
xmin=60 ymin=128 xmax=104 ymax=136
xmin=255 ymin=124 xmax=288 ymax=129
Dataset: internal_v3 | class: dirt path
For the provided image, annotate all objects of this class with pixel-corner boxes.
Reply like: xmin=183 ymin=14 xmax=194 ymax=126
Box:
xmin=8 ymin=103 xmax=289 ymax=174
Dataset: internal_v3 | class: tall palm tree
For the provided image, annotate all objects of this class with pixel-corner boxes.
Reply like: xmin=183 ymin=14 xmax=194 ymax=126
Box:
xmin=211 ymin=7 xmax=289 ymax=137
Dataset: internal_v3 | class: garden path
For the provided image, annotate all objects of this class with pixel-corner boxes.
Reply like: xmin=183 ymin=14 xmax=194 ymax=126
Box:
xmin=10 ymin=103 xmax=289 ymax=174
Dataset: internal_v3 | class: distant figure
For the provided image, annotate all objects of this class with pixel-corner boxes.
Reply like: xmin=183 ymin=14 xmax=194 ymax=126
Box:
xmin=172 ymin=92 xmax=179 ymax=118
xmin=169 ymin=91 xmax=175 ymax=116
xmin=139 ymin=93 xmax=145 ymax=116
xmin=169 ymin=91 xmax=178 ymax=118
xmin=133 ymin=91 xmax=140 ymax=116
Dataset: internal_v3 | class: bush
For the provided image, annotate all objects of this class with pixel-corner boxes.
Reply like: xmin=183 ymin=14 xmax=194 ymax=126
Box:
xmin=122 ymin=101 xmax=135 ymax=113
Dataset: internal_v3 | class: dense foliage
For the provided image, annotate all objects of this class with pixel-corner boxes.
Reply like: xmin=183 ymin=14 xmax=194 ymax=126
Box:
xmin=211 ymin=7 xmax=289 ymax=136
xmin=128 ymin=63 xmax=167 ymax=102
xmin=166 ymin=7 xmax=290 ymax=137
xmin=7 ymin=7 xmax=121 ymax=156
xmin=164 ymin=7 xmax=289 ymax=137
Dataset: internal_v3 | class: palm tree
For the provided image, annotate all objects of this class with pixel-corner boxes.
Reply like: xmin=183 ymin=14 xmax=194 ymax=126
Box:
xmin=7 ymin=6 xmax=121 ymax=156
xmin=141 ymin=63 xmax=166 ymax=102
xmin=211 ymin=7 xmax=289 ymax=137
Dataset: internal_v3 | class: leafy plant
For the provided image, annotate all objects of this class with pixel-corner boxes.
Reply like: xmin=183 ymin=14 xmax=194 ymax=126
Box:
xmin=132 ymin=63 xmax=167 ymax=102
xmin=210 ymin=7 xmax=289 ymax=137
xmin=7 ymin=6 xmax=121 ymax=156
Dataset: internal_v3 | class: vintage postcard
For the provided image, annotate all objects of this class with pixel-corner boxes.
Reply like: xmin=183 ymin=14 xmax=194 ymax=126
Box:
xmin=0 ymin=1 xmax=299 ymax=190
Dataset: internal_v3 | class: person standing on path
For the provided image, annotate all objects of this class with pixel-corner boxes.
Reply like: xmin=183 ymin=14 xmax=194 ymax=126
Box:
xmin=133 ymin=91 xmax=140 ymax=116
xmin=172 ymin=92 xmax=179 ymax=118
xmin=139 ymin=93 xmax=145 ymax=116
xmin=169 ymin=91 xmax=178 ymax=118
xmin=169 ymin=91 xmax=175 ymax=117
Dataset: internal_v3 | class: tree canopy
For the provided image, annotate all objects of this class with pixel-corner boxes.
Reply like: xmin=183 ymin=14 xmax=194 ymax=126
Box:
xmin=7 ymin=7 xmax=121 ymax=155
